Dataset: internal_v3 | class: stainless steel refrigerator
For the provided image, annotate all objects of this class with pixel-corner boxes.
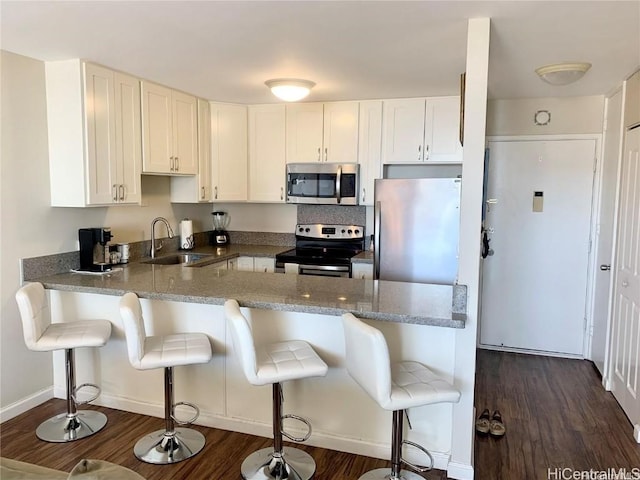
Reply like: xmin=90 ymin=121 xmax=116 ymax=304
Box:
xmin=374 ymin=177 xmax=461 ymax=284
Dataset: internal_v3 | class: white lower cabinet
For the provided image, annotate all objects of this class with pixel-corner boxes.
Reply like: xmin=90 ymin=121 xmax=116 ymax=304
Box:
xmin=227 ymin=256 xmax=274 ymax=273
xmin=351 ymin=263 xmax=373 ymax=280
xmin=253 ymin=257 xmax=275 ymax=273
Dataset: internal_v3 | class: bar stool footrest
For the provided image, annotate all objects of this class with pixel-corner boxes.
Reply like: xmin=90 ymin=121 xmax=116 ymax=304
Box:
xmin=72 ymin=383 xmax=101 ymax=406
xmin=171 ymin=401 xmax=200 ymax=426
xmin=281 ymin=414 xmax=312 ymax=442
xmin=400 ymin=439 xmax=434 ymax=473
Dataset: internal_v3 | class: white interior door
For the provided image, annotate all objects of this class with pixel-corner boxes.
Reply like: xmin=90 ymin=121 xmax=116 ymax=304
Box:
xmin=592 ymin=90 xmax=623 ymax=374
xmin=481 ymin=139 xmax=597 ymax=356
xmin=608 ymin=126 xmax=640 ymax=442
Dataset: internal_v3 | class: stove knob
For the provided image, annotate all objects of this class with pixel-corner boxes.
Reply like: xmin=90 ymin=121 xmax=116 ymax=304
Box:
xmin=299 ymin=227 xmax=304 ymax=233
xmin=305 ymin=228 xmax=310 ymax=233
xmin=355 ymin=229 xmax=360 ymax=235
xmin=341 ymin=229 xmax=346 ymax=234
xmin=348 ymin=229 xmax=353 ymax=234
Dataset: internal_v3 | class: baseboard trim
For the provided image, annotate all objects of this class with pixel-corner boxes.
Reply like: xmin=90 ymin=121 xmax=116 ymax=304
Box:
xmin=447 ymin=461 xmax=475 ymax=480
xmin=92 ymin=392 xmax=453 ymax=470
xmin=634 ymin=424 xmax=640 ymax=443
xmin=478 ymin=344 xmax=583 ymax=360
xmin=0 ymin=387 xmax=54 ymax=423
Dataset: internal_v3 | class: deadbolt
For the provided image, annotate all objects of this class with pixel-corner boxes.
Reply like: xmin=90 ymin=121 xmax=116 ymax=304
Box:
xmin=600 ymin=264 xmax=611 ymax=271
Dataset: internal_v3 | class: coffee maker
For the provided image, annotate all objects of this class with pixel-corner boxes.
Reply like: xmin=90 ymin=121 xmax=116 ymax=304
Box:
xmin=209 ymin=211 xmax=230 ymax=245
xmin=79 ymin=228 xmax=113 ymax=272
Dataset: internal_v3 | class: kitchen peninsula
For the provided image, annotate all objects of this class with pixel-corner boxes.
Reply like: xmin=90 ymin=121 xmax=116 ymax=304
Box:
xmin=25 ymin=246 xmax=468 ymax=471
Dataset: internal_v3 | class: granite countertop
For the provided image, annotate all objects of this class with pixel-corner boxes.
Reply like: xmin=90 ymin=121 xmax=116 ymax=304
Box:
xmin=29 ymin=245 xmax=466 ymax=328
xmin=352 ymin=251 xmax=374 ymax=264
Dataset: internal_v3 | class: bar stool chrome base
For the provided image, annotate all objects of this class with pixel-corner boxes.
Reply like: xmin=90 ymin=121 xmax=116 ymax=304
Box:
xmin=134 ymin=427 xmax=205 ymax=465
xmin=241 ymin=446 xmax=316 ymax=480
xmin=358 ymin=468 xmax=424 ymax=480
xmin=36 ymin=410 xmax=107 ymax=443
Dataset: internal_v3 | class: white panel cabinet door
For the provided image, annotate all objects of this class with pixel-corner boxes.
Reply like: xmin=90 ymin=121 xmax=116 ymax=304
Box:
xmin=253 ymin=257 xmax=275 ymax=273
xmin=172 ymin=90 xmax=198 ymax=174
xmin=142 ymin=81 xmax=173 ymax=174
xmin=352 ymin=263 xmax=373 ymax=279
xmin=357 ymin=100 xmax=383 ymax=206
xmin=249 ymin=104 xmax=286 ymax=202
xmin=480 ymin=139 xmax=597 ymax=356
xmin=323 ymin=101 xmax=359 ymax=163
xmin=236 ymin=256 xmax=255 ymax=271
xmin=286 ymin=103 xmax=324 ymax=163
xmin=84 ymin=63 xmax=117 ymax=205
xmin=424 ymin=96 xmax=463 ymax=163
xmin=113 ymin=72 xmax=142 ymax=204
xmin=211 ymin=103 xmax=248 ymax=202
xmin=170 ymin=98 xmax=212 ymax=203
xmin=382 ymin=98 xmax=426 ymax=164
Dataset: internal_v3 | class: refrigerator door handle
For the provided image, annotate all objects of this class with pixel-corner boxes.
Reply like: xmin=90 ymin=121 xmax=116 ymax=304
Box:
xmin=336 ymin=166 xmax=342 ymax=204
xmin=374 ymin=201 xmax=381 ymax=279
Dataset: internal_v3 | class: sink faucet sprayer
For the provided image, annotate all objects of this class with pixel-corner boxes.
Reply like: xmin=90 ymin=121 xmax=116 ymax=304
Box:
xmin=151 ymin=217 xmax=174 ymax=258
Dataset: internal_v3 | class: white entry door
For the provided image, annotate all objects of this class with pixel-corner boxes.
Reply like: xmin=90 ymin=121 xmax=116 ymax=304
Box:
xmin=608 ymin=126 xmax=640 ymax=442
xmin=480 ymin=139 xmax=597 ymax=356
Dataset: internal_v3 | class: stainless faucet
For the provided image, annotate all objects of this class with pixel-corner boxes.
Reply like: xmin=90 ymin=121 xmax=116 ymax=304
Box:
xmin=150 ymin=217 xmax=174 ymax=258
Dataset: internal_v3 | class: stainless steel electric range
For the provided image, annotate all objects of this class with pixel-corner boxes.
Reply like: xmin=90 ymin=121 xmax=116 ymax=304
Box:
xmin=275 ymin=224 xmax=365 ymax=277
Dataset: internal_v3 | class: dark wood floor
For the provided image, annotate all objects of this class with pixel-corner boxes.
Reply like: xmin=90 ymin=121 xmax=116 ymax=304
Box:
xmin=474 ymin=349 xmax=640 ymax=480
xmin=1 ymin=350 xmax=638 ymax=479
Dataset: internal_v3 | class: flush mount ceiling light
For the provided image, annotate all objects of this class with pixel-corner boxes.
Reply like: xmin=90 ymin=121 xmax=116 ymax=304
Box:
xmin=535 ymin=62 xmax=592 ymax=86
xmin=265 ymin=78 xmax=315 ymax=102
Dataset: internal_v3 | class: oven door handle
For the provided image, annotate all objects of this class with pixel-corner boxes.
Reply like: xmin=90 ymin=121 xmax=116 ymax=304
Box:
xmin=336 ymin=166 xmax=342 ymax=204
xmin=298 ymin=264 xmax=349 ymax=272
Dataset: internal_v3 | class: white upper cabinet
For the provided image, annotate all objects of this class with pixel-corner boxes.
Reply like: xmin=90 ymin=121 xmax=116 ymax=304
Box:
xmin=357 ymin=100 xmax=383 ymax=206
xmin=624 ymin=69 xmax=640 ymax=127
xmin=142 ymin=81 xmax=197 ymax=175
xmin=382 ymin=96 xmax=462 ymax=164
xmin=286 ymin=102 xmax=359 ymax=163
xmin=171 ymin=98 xmax=212 ymax=203
xmin=211 ymin=103 xmax=248 ymax=202
xmin=249 ymin=104 xmax=286 ymax=202
xmin=45 ymin=60 xmax=141 ymax=207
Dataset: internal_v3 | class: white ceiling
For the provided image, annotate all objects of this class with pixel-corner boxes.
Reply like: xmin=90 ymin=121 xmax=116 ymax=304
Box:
xmin=1 ymin=1 xmax=638 ymax=104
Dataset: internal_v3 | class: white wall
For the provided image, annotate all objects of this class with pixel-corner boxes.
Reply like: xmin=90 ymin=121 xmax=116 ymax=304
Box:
xmin=487 ymin=95 xmax=605 ymax=136
xmin=0 ymin=50 xmax=211 ymax=412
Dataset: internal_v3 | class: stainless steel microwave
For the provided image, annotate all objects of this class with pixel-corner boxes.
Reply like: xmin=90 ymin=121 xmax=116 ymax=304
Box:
xmin=286 ymin=163 xmax=359 ymax=205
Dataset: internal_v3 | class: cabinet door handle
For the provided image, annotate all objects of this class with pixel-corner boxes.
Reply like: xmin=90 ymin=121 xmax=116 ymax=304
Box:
xmin=214 ymin=186 xmax=218 ymax=199
xmin=175 ymin=156 xmax=179 ymax=171
xmin=425 ymin=144 xmax=430 ymax=160
xmin=112 ymin=184 xmax=118 ymax=201
xmin=280 ymin=187 xmax=284 ymax=201
xmin=263 ymin=267 xmax=268 ymax=272
xmin=119 ymin=184 xmax=125 ymax=201
xmin=324 ymin=147 xmax=328 ymax=162
xmin=317 ymin=147 xmax=321 ymax=162
xmin=362 ymin=188 xmax=366 ymax=203
xmin=170 ymin=156 xmax=174 ymax=171
xmin=201 ymin=186 xmax=206 ymax=200
xmin=418 ymin=145 xmax=422 ymax=161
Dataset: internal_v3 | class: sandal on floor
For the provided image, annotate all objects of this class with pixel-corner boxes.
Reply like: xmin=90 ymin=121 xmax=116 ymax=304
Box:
xmin=475 ymin=409 xmax=491 ymax=434
xmin=489 ymin=410 xmax=506 ymax=437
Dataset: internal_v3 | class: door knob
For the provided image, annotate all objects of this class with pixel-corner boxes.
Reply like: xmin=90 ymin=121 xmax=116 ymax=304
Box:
xmin=600 ymin=264 xmax=611 ymax=271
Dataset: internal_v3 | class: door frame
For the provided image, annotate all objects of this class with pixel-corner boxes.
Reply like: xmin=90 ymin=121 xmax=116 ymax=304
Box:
xmin=483 ymin=134 xmax=602 ymax=359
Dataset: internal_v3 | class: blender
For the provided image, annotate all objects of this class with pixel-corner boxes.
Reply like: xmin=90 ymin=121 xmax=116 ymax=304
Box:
xmin=210 ymin=211 xmax=230 ymax=245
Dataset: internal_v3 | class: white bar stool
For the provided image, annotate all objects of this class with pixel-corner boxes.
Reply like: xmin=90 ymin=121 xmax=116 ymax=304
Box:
xmin=224 ymin=299 xmax=328 ymax=480
xmin=341 ymin=313 xmax=461 ymax=480
xmin=15 ymin=282 xmax=112 ymax=443
xmin=119 ymin=292 xmax=212 ymax=464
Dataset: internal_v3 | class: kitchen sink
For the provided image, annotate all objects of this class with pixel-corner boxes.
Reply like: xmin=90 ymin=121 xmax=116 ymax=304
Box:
xmin=142 ymin=253 xmax=212 ymax=265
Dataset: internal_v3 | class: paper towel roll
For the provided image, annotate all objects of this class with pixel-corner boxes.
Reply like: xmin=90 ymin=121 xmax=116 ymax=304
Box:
xmin=180 ymin=219 xmax=194 ymax=250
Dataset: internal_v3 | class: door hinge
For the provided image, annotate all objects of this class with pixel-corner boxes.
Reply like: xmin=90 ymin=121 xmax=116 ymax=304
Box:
xmin=584 ymin=317 xmax=588 ymax=331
